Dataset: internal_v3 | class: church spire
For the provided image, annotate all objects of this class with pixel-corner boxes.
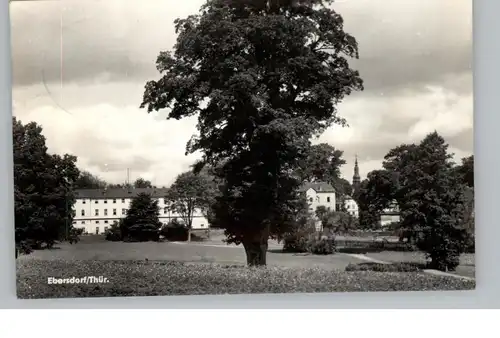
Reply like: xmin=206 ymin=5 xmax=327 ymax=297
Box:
xmin=353 ymin=155 xmax=361 ymax=194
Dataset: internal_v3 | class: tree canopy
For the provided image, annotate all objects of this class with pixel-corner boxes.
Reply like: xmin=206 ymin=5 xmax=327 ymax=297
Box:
xmin=13 ymin=117 xmax=80 ymax=256
xmin=141 ymin=0 xmax=363 ymax=265
xmin=120 ymin=192 xmax=162 ymax=242
xmin=74 ymin=171 xmax=107 ymax=189
xmin=165 ymin=170 xmax=217 ymax=241
xmin=357 ymin=132 xmax=472 ymax=270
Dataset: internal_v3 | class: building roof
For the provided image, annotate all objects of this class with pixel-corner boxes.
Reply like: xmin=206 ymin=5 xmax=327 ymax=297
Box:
xmin=74 ymin=188 xmax=169 ymax=199
xmin=298 ymin=182 xmax=336 ymax=193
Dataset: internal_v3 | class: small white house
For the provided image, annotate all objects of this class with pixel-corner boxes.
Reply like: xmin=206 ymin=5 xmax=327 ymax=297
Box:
xmin=72 ymin=188 xmax=209 ymax=235
xmin=299 ymin=182 xmax=337 ymax=231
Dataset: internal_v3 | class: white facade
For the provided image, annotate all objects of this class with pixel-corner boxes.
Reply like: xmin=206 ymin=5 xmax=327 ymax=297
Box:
xmin=343 ymin=197 xmax=359 ymax=218
xmin=72 ymin=189 xmax=209 ymax=235
xmin=305 ymin=188 xmax=336 ymax=213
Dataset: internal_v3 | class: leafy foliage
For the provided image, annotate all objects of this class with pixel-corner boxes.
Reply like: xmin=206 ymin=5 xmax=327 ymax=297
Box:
xmin=105 ymin=221 xmax=122 ymax=242
xmin=141 ymin=0 xmax=363 ymax=265
xmin=13 ymin=117 xmax=80 ymax=255
xmin=159 ymin=219 xmax=189 ymax=241
xmin=166 ymin=170 xmax=217 ymax=241
xmin=120 ymin=193 xmax=162 ymax=242
xmin=315 ymin=205 xmax=358 ymax=234
xmin=134 ymin=178 xmax=153 ymax=188
xmin=74 ymin=171 xmax=107 ymax=189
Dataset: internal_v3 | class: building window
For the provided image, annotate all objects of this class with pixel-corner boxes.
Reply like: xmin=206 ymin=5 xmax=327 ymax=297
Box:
xmin=81 ymin=210 xmax=85 ymax=216
xmin=327 ymin=197 xmax=330 ymax=203
xmin=122 ymin=208 xmax=126 ymax=215
xmin=95 ymin=209 xmax=99 ymax=216
xmin=96 ymin=221 xmax=100 ymax=224
xmin=95 ymin=227 xmax=99 ymax=234
xmin=164 ymin=207 xmax=168 ymax=214
xmin=309 ymin=197 xmax=313 ymax=202
xmin=104 ymin=209 xmax=108 ymax=216
xmin=104 ymin=200 xmax=108 ymax=204
xmin=104 ymin=226 xmax=108 ymax=232
xmin=112 ymin=199 xmax=116 ymax=203
xmin=316 ymin=196 xmax=320 ymax=203
xmin=113 ymin=209 xmax=117 ymax=216
xmin=104 ymin=220 xmax=108 ymax=224
xmin=163 ymin=198 xmax=167 ymax=205
xmin=95 ymin=200 xmax=98 ymax=204
xmin=201 ymin=224 xmax=204 ymax=227
xmin=121 ymin=198 xmax=125 ymax=203
xmin=82 ymin=199 xmax=86 ymax=204
xmin=81 ymin=221 xmax=85 ymax=224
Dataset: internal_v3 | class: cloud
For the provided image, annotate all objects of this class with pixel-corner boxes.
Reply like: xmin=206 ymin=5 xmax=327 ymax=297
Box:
xmin=10 ymin=0 xmax=473 ymax=185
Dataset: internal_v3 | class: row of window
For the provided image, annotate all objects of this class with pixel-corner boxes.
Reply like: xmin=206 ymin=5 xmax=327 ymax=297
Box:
xmin=79 ymin=207 xmax=172 ymax=217
xmin=308 ymin=196 xmax=332 ymax=203
xmin=81 ymin=198 xmax=169 ymax=204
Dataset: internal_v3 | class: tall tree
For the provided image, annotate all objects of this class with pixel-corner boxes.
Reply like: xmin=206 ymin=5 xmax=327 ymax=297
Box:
xmin=382 ymin=132 xmax=469 ymax=271
xmin=74 ymin=171 xmax=107 ymax=189
xmin=120 ymin=192 xmax=161 ymax=241
xmin=141 ymin=0 xmax=363 ymax=265
xmin=13 ymin=117 xmax=80 ymax=257
xmin=133 ymin=178 xmax=153 ymax=188
xmin=166 ymin=171 xmax=216 ymax=241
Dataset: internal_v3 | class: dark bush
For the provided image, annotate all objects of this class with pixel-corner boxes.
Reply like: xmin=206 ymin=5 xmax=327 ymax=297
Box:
xmin=308 ymin=238 xmax=336 ymax=255
xmin=345 ymin=262 xmax=423 ymax=272
xmin=123 ymin=223 xmax=160 ymax=242
xmin=160 ymin=220 xmax=189 ymax=241
xmin=105 ymin=221 xmax=122 ymax=242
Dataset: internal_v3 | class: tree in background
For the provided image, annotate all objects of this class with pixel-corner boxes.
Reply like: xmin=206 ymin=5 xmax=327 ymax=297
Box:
xmin=13 ymin=117 xmax=80 ymax=257
xmin=120 ymin=192 xmax=161 ymax=242
xmin=356 ymin=169 xmax=398 ymax=229
xmin=74 ymin=171 xmax=107 ymax=189
xmin=134 ymin=178 xmax=154 ymax=189
xmin=165 ymin=171 xmax=217 ymax=241
xmin=315 ymin=205 xmax=358 ymax=235
xmin=376 ymin=132 xmax=470 ymax=271
xmin=141 ymin=0 xmax=363 ymax=265
xmin=296 ymin=143 xmax=346 ymax=182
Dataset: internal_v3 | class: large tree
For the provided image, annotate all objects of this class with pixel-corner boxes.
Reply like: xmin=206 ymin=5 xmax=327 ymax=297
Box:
xmin=165 ymin=170 xmax=217 ymax=241
xmin=141 ymin=0 xmax=363 ymax=265
xmin=13 ymin=117 xmax=80 ymax=257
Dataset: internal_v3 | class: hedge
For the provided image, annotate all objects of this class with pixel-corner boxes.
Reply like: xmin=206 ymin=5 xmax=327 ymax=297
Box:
xmin=17 ymin=260 xmax=475 ymax=299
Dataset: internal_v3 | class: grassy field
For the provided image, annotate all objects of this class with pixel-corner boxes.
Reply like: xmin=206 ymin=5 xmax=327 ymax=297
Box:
xmin=17 ymin=260 xmax=475 ymax=299
xmin=16 ymin=234 xmax=475 ymax=298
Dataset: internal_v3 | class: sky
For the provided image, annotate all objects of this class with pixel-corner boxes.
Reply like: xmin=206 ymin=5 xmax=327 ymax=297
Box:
xmin=10 ymin=0 xmax=473 ymax=187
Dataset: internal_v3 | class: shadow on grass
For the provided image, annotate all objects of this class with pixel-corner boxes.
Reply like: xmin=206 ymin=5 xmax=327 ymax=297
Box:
xmin=337 ymin=247 xmax=386 ymax=254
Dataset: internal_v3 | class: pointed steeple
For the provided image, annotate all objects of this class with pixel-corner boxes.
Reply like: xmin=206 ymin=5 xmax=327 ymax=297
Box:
xmin=353 ymin=155 xmax=361 ymax=194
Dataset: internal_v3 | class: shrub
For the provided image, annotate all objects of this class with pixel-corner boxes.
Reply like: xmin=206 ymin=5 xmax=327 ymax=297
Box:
xmin=124 ymin=223 xmax=160 ymax=242
xmin=105 ymin=221 xmax=122 ymax=242
xmin=160 ymin=219 xmax=189 ymax=241
xmin=345 ymin=262 xmax=422 ymax=272
xmin=308 ymin=238 xmax=336 ymax=255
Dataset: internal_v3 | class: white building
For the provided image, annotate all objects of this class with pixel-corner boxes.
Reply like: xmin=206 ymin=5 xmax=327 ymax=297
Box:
xmin=72 ymin=188 xmax=209 ymax=235
xmin=343 ymin=196 xmax=359 ymax=218
xmin=299 ymin=182 xmax=337 ymax=213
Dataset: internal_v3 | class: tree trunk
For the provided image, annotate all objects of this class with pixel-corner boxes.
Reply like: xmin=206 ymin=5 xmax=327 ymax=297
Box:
xmin=188 ymin=228 xmax=192 ymax=242
xmin=242 ymin=226 xmax=269 ymax=266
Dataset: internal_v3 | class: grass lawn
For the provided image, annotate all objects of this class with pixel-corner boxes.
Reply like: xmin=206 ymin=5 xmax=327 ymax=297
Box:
xmin=17 ymin=260 xmax=475 ymax=299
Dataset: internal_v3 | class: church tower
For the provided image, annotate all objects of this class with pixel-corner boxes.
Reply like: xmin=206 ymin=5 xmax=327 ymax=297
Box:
xmin=352 ymin=155 xmax=361 ymax=196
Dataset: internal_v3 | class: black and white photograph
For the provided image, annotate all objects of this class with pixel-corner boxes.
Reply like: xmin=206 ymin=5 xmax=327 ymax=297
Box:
xmin=11 ymin=0 xmax=474 ymax=299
